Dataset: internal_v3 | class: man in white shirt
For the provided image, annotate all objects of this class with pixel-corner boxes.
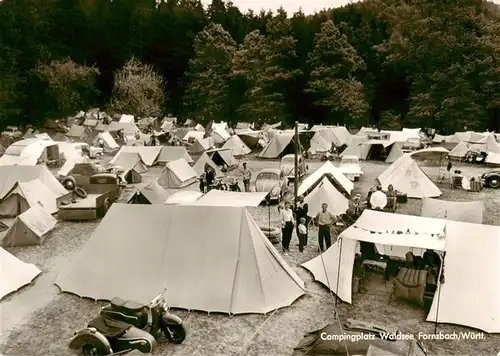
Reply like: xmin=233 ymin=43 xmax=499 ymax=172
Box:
xmin=279 ymin=201 xmax=294 ymax=255
xmin=315 ymin=203 xmax=336 ymax=252
xmin=370 ymin=186 xmax=387 ymax=210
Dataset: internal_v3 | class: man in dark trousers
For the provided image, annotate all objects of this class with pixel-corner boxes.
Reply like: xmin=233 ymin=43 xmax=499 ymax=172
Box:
xmin=315 ymin=203 xmax=337 ymax=252
xmin=295 ymin=195 xmax=309 ymax=246
xmin=204 ymin=165 xmax=215 ymax=191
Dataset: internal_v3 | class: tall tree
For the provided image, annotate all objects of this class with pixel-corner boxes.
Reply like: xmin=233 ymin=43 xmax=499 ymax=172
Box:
xmin=34 ymin=59 xmax=100 ymax=119
xmin=248 ymin=8 xmax=301 ymax=125
xmin=183 ymin=23 xmax=236 ymax=123
xmin=109 ymin=57 xmax=165 ymax=117
xmin=307 ymin=20 xmax=368 ymax=127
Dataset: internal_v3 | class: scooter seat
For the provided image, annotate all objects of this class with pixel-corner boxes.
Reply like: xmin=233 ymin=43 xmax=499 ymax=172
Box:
xmin=88 ymin=316 xmax=131 ymax=338
xmin=111 ymin=297 xmax=146 ymax=312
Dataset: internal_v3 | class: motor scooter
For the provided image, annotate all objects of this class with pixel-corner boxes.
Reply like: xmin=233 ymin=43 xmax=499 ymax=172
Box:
xmin=69 ymin=291 xmax=185 ymax=355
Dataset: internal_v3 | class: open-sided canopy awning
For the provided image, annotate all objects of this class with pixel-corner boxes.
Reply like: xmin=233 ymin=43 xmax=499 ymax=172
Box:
xmin=193 ymin=190 xmax=267 ymax=207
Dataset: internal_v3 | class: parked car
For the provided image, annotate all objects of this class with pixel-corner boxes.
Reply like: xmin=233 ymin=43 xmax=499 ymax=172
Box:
xmin=481 ymin=169 xmax=500 ymax=188
xmin=279 ymin=154 xmax=307 ymax=181
xmin=339 ymin=155 xmax=363 ymax=182
xmin=254 ymin=168 xmax=288 ymax=202
xmin=72 ymin=142 xmax=104 ymax=159
xmin=465 ymin=150 xmax=487 ymax=163
xmin=1 ymin=126 xmax=22 ymax=139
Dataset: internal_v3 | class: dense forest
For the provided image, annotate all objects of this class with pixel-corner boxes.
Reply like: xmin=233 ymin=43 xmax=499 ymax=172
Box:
xmin=0 ymin=0 xmax=499 ymax=133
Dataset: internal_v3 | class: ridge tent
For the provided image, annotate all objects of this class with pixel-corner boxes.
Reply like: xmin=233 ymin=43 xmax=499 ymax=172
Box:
xmin=93 ymin=132 xmax=119 ymax=152
xmin=192 ymin=152 xmax=224 ymax=178
xmin=308 ymin=131 xmax=331 ymax=153
xmin=448 ymin=141 xmax=469 ymax=159
xmin=193 ymin=190 xmax=267 ymax=207
xmin=158 ymin=158 xmax=197 ymax=189
xmin=54 ymin=204 xmax=306 ymax=313
xmin=119 ymin=114 xmax=134 ymax=123
xmin=109 ymin=146 xmax=162 ymax=166
xmin=433 ymin=134 xmax=453 ymax=144
xmin=0 ymin=165 xmax=68 ymax=198
xmin=206 ymin=148 xmax=238 ymax=169
xmin=340 ymin=139 xmax=401 ymax=162
xmin=0 ymin=221 xmax=8 ymax=231
xmin=486 ymin=152 xmax=500 ymax=166
xmin=420 ymin=198 xmax=483 ymax=224
xmin=0 ymin=247 xmax=42 ymax=300
xmin=66 ymin=125 xmax=87 ymax=139
xmin=339 ymin=135 xmax=369 ymax=157
xmin=158 ymin=146 xmax=193 ymax=164
xmin=378 ymin=155 xmax=441 ymax=198
xmin=304 ymin=177 xmax=349 ymax=217
xmin=183 ymin=131 xmax=204 ymax=142
xmin=108 ymin=122 xmax=140 ymax=136
xmin=95 ymin=122 xmax=109 ymax=132
xmin=2 ymin=205 xmax=57 ymax=247
xmin=222 ymin=135 xmax=251 ymax=156
xmin=258 ymin=132 xmax=297 ymax=159
xmin=477 ymin=133 xmax=500 ymax=154
xmin=0 ymin=179 xmax=59 ymax=217
xmin=450 ymin=131 xmax=486 ymax=143
xmin=297 ymin=161 xmax=354 ymax=197
xmin=384 ymin=143 xmax=404 ymax=163
xmin=236 ymin=130 xmax=261 ymax=148
xmin=128 ymin=182 xmax=170 ymax=205
xmin=164 ymin=190 xmax=203 ymax=205
xmin=188 ymin=137 xmax=213 ymax=154
xmin=212 ymin=127 xmax=230 ymax=145
xmin=111 ymin=152 xmax=148 ymax=174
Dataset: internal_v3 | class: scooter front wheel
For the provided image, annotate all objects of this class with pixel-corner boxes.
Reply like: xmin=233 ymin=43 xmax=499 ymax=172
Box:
xmin=82 ymin=344 xmax=111 ymax=356
xmin=163 ymin=324 xmax=186 ymax=344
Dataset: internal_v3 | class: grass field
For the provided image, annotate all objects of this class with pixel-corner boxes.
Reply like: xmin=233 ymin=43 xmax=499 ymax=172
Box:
xmin=1 ymin=158 xmax=499 ymax=356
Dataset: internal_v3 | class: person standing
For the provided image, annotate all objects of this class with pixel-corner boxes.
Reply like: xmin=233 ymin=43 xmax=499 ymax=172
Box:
xmin=315 ymin=203 xmax=336 ymax=252
xmin=294 ymin=195 xmax=309 ymax=246
xmin=386 ymin=184 xmax=396 ymax=212
xmin=366 ymin=187 xmax=375 ymax=209
xmin=280 ymin=201 xmax=294 ymax=255
xmin=242 ymin=162 xmax=251 ymax=192
xmin=205 ymin=165 xmax=215 ymax=191
xmin=297 ymin=217 xmax=307 ymax=253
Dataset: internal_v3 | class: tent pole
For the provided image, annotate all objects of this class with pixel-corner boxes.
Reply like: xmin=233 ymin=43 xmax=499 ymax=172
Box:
xmin=294 ymin=121 xmax=299 ymax=208
xmin=434 ymin=251 xmax=446 ymax=334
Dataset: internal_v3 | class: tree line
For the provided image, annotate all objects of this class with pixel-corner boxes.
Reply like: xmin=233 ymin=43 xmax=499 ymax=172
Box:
xmin=0 ymin=0 xmax=499 ymax=133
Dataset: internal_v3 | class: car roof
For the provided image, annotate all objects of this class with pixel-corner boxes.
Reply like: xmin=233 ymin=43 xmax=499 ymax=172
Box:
xmin=342 ymin=155 xmax=358 ymax=160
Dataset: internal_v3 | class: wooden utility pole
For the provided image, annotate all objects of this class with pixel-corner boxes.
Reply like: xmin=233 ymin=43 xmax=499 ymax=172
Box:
xmin=294 ymin=121 xmax=299 ymax=208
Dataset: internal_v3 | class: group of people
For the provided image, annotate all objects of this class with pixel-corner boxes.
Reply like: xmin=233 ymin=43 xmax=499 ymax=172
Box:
xmin=198 ymin=162 xmax=253 ymax=193
xmin=278 ymin=197 xmax=338 ymax=255
xmin=366 ymin=184 xmax=397 ymax=211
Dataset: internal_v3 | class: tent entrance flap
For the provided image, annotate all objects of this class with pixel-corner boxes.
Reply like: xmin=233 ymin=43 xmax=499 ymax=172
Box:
xmin=367 ymin=144 xmax=387 ymax=161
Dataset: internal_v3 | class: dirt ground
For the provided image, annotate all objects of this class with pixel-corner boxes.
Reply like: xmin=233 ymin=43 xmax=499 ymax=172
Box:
xmin=1 ymin=156 xmax=499 ymax=356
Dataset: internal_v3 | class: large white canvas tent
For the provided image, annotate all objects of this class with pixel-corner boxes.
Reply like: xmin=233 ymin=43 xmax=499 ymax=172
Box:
xmin=55 ymin=204 xmax=306 ymax=314
xmin=0 ymin=165 xmax=68 ymax=199
xmin=188 ymin=137 xmax=213 ymax=154
xmin=111 ymin=152 xmax=148 ymax=174
xmin=0 ymin=179 xmax=59 ymax=217
xmin=110 ymin=146 xmax=162 ymax=166
xmin=341 ymin=140 xmax=403 ymax=162
xmin=450 ymin=131 xmax=486 ymax=143
xmin=258 ymin=132 xmax=296 ymax=158
xmin=192 ymin=152 xmax=224 ymax=178
xmin=158 ymin=158 xmax=197 ymax=189
xmin=486 ymin=152 xmax=500 ymax=166
xmin=297 ymin=161 xmax=354 ymax=197
xmin=426 ymin=221 xmax=500 ymax=333
xmin=158 ymin=146 xmax=193 ymax=164
xmin=420 ymin=198 xmax=483 ymax=224
xmin=304 ymin=177 xmax=349 ymax=217
xmin=1 ymin=248 xmax=42 ymax=300
xmin=164 ymin=190 xmax=203 ymax=205
xmin=222 ymin=135 xmax=251 ymax=156
xmin=128 ymin=182 xmax=170 ymax=205
xmin=378 ymin=155 xmax=441 ymax=198
xmin=193 ymin=190 xmax=267 ymax=207
xmin=0 ymin=139 xmax=61 ymax=166
xmin=2 ymin=205 xmax=57 ymax=247
xmin=308 ymin=130 xmax=332 ymax=153
xmin=207 ymin=148 xmax=238 ymax=169
xmin=448 ymin=141 xmax=469 ymax=159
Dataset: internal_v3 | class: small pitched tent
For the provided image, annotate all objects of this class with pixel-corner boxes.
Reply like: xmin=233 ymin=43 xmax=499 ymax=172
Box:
xmin=1 ymin=248 xmax=42 ymax=300
xmin=193 ymin=190 xmax=267 ymax=207
xmin=384 ymin=143 xmax=404 ymax=163
xmin=0 ymin=179 xmax=59 ymax=217
xmin=308 ymin=130 xmax=332 ymax=153
xmin=236 ymin=130 xmax=261 ymax=148
xmin=304 ymin=177 xmax=349 ymax=217
xmin=66 ymin=125 xmax=87 ymax=139
xmin=158 ymin=158 xmax=197 ymax=189
xmin=378 ymin=155 xmax=441 ymax=198
xmin=55 ymin=204 xmax=306 ymax=313
xmin=128 ymin=182 xmax=170 ymax=205
xmin=158 ymin=146 xmax=193 ymax=164
xmin=486 ymin=152 xmax=500 ymax=166
xmin=297 ymin=161 xmax=354 ymax=197
xmin=206 ymin=148 xmax=238 ymax=169
xmin=420 ymin=198 xmax=483 ymax=224
xmin=2 ymin=205 xmax=57 ymax=247
xmin=222 ymin=135 xmax=251 ymax=156
xmin=0 ymin=165 xmax=68 ymax=198
xmin=93 ymin=132 xmax=119 ymax=152
xmin=111 ymin=152 xmax=148 ymax=174
xmin=258 ymin=132 xmax=296 ymax=158
xmin=340 ymin=135 xmax=369 ymax=157
xmin=188 ymin=137 xmax=213 ymax=154
xmin=192 ymin=152 xmax=224 ymax=178
xmin=119 ymin=114 xmax=134 ymax=123
xmin=110 ymin=146 xmax=162 ymax=166
xmin=448 ymin=141 xmax=469 ymax=159
xmin=164 ymin=190 xmax=203 ymax=205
